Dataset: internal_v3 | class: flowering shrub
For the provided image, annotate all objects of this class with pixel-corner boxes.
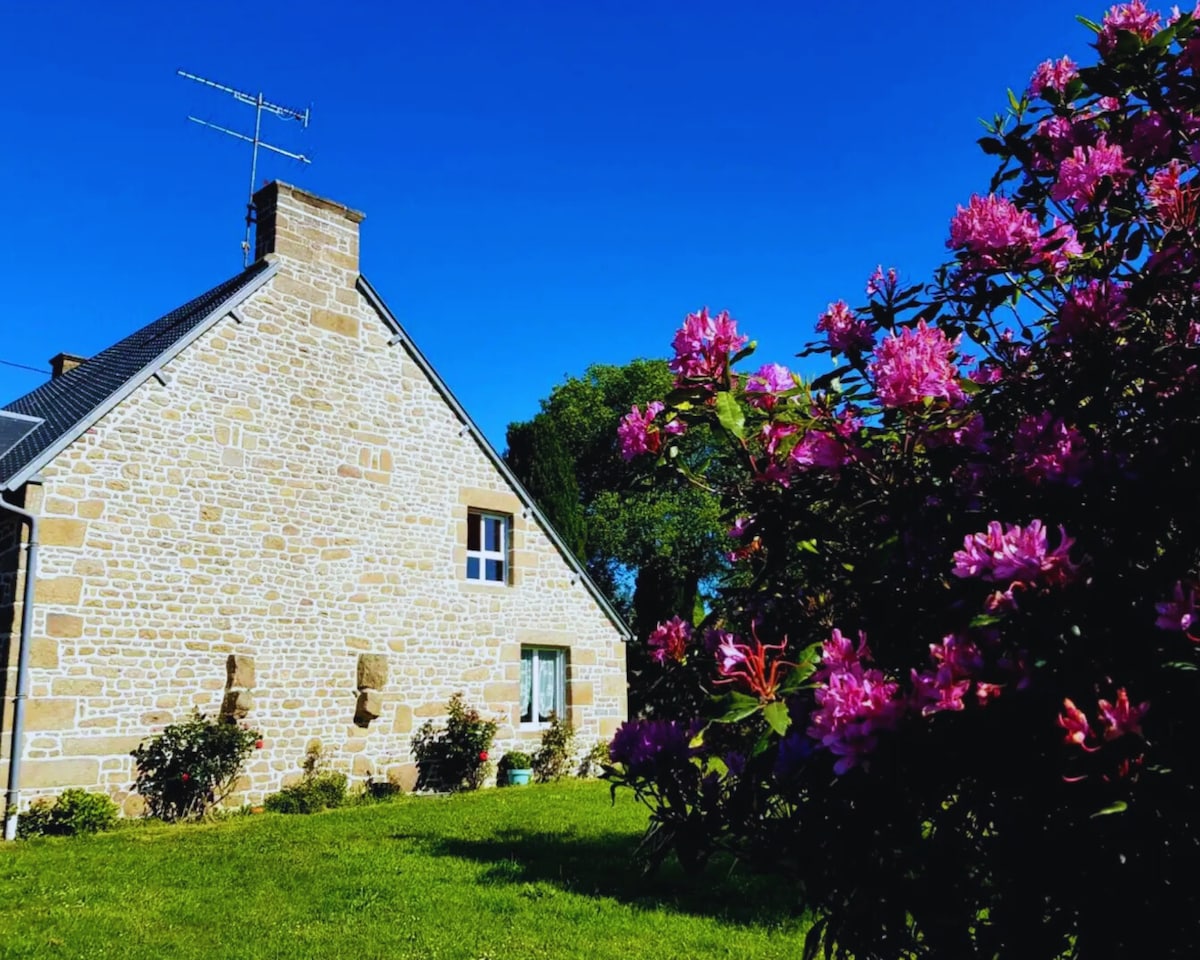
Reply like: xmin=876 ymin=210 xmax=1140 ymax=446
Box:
xmin=131 ymin=712 xmax=261 ymax=821
xmin=605 ymin=7 xmax=1200 ymax=957
xmin=410 ymin=693 xmax=498 ymax=792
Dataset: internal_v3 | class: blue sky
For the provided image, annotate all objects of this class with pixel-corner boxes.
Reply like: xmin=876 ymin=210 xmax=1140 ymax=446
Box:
xmin=0 ymin=1 xmax=1098 ymax=448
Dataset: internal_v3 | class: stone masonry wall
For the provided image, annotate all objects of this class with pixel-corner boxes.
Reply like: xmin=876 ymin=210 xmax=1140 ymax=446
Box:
xmin=0 ymin=183 xmax=627 ymax=811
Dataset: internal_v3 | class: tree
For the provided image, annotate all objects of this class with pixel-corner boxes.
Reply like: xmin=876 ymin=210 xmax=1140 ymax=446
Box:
xmin=604 ymin=8 xmax=1200 ymax=958
xmin=506 ymin=360 xmax=728 ymax=713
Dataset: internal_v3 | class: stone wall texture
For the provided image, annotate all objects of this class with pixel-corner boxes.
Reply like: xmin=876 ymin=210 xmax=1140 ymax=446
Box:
xmin=0 ymin=182 xmax=627 ymax=812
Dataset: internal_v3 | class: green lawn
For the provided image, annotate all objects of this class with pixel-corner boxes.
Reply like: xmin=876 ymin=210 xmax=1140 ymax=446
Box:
xmin=0 ymin=780 xmax=808 ymax=959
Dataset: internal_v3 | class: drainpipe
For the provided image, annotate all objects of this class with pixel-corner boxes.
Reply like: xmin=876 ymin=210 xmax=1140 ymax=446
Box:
xmin=1 ymin=493 xmax=38 ymax=841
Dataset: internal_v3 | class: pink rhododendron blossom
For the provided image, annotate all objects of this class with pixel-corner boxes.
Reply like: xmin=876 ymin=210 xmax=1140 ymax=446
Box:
xmin=870 ymin=321 xmax=964 ymax=408
xmin=1148 ymin=161 xmax=1193 ymax=230
xmin=925 ymin=412 xmax=990 ymax=452
xmin=1035 ymin=116 xmax=1091 ymax=166
xmin=1169 ymin=2 xmax=1200 ymax=24
xmin=1099 ymin=0 xmax=1161 ymax=53
xmin=617 ymin=402 xmax=664 ymax=460
xmin=1131 ymin=111 xmax=1174 ymax=159
xmin=670 ymin=307 xmax=748 ymax=384
xmin=790 ymin=430 xmax=846 ymax=470
xmin=1155 ymin=580 xmax=1197 ymax=634
xmin=1053 ymin=280 xmax=1129 ymax=343
xmin=1028 ymin=55 xmax=1079 ymax=97
xmin=1097 ymin=688 xmax=1150 ymax=740
xmin=1058 ymin=698 xmax=1098 ymax=750
xmin=912 ymin=634 xmax=985 ymax=717
xmin=745 ymin=363 xmax=795 ymax=410
xmin=951 ymin=519 xmax=1078 ymax=587
xmin=647 ymin=616 xmax=693 ymax=664
xmin=1051 ymin=137 xmax=1133 ymax=207
xmin=815 ymin=628 xmax=870 ymax=679
xmin=808 ymin=630 xmax=904 ymax=774
xmin=948 ymin=194 xmax=1041 ymax=269
xmin=714 ymin=627 xmax=792 ymax=702
xmin=866 ymin=265 xmax=898 ymax=298
xmin=816 ymin=300 xmax=873 ymax=354
xmin=1034 ymin=219 xmax=1083 ymax=273
xmin=759 ymin=421 xmax=798 ymax=456
xmin=1013 ymin=412 xmax=1090 ymax=485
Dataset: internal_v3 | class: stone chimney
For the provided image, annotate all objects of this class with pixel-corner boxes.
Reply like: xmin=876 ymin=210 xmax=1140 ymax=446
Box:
xmin=251 ymin=181 xmax=364 ymax=286
xmin=49 ymin=352 xmax=87 ymax=378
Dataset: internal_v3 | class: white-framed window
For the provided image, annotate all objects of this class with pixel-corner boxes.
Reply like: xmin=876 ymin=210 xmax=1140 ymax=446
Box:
xmin=520 ymin=647 xmax=566 ymax=727
xmin=466 ymin=510 xmax=509 ymax=583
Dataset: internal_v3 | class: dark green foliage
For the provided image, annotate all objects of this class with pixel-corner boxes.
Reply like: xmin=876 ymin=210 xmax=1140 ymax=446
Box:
xmin=506 ymin=417 xmax=586 ymax=559
xmin=264 ymin=772 xmax=348 ymax=815
xmin=17 ymin=789 xmax=118 ymax=838
xmin=532 ymin=712 xmax=575 ymax=782
xmin=411 ymin=693 xmax=498 ymax=792
xmin=359 ymin=775 xmax=403 ymax=803
xmin=577 ymin=739 xmax=611 ymax=778
xmin=504 ymin=359 xmax=729 ymax=715
xmin=497 ymin=751 xmax=532 ymax=775
xmin=131 ymin=711 xmax=260 ymax=821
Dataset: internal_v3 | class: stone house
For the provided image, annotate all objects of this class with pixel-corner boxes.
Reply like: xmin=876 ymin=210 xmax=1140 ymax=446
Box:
xmin=0 ymin=181 xmax=629 ymax=824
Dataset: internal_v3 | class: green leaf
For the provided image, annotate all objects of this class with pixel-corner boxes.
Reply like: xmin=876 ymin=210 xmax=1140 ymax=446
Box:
xmin=1091 ymin=801 xmax=1128 ymax=818
xmin=1076 ymin=14 xmax=1101 ymax=33
xmin=977 ymin=136 xmax=1004 ymax=156
xmin=716 ymin=691 xmax=761 ymax=724
xmin=714 ymin=392 xmax=745 ymax=440
xmin=762 ymin=701 xmax=791 ymax=736
xmin=970 ymin=612 xmax=1006 ymax=627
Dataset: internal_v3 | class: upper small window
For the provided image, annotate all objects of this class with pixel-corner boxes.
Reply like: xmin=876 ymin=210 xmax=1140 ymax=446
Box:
xmin=466 ymin=510 xmax=509 ymax=583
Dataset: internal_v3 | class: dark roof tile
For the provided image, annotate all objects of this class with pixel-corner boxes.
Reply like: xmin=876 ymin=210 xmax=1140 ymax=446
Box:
xmin=0 ymin=261 xmax=270 ymax=488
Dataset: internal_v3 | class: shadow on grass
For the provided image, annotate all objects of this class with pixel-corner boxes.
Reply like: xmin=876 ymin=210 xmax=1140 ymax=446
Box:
xmin=388 ymin=826 xmax=802 ymax=927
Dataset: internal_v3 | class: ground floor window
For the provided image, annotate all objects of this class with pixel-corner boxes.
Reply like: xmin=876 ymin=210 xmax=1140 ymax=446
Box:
xmin=520 ymin=647 xmax=565 ymax=726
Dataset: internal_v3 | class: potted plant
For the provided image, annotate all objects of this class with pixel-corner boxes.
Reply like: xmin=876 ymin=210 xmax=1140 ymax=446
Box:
xmin=497 ymin=751 xmax=533 ymax=786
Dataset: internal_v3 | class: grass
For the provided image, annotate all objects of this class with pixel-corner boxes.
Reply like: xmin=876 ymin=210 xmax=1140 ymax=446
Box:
xmin=0 ymin=780 xmax=809 ymax=959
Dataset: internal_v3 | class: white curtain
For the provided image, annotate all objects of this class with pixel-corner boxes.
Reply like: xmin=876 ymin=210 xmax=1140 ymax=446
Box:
xmin=537 ymin=650 xmax=559 ymax=722
xmin=520 ymin=651 xmax=533 ymax=723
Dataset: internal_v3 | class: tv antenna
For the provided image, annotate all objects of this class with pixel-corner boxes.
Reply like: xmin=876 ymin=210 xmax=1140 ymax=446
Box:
xmin=177 ymin=69 xmax=312 ymax=266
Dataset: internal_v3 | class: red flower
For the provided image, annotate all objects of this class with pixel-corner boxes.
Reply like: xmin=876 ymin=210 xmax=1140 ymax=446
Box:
xmin=478 ymin=751 xmax=489 ymax=762
xmin=181 ymin=772 xmax=190 ymax=782
xmin=255 ymin=739 xmax=264 ymax=750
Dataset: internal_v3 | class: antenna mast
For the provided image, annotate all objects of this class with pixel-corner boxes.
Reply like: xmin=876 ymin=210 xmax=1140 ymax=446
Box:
xmin=177 ymin=69 xmax=312 ymax=266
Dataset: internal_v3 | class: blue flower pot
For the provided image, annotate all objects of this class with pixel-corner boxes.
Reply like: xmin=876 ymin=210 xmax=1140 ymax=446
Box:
xmin=507 ymin=768 xmax=533 ymax=786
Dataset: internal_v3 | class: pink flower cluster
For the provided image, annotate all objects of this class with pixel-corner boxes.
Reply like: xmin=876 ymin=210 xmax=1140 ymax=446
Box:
xmin=1051 ymin=137 xmax=1133 ymax=207
xmin=807 ymin=630 xmax=904 ymax=774
xmin=1155 ymin=580 xmax=1197 ymax=635
xmin=669 ymin=307 xmax=748 ymax=384
xmin=1148 ymin=160 xmax=1193 ymax=230
xmin=1053 ymin=280 xmax=1129 ymax=343
xmin=911 ymin=634 xmax=985 ymax=716
xmin=870 ymin=321 xmax=964 ymax=408
xmin=745 ymin=363 xmax=795 ymax=410
xmin=1059 ymin=689 xmax=1150 ymax=749
xmin=816 ymin=300 xmax=873 ymax=354
xmin=1013 ymin=412 xmax=1089 ymax=485
xmin=617 ymin=402 xmax=684 ymax=460
xmin=647 ymin=616 xmax=693 ymax=664
xmin=951 ymin=519 xmax=1078 ymax=592
xmin=948 ymin=194 xmax=1041 ymax=268
xmin=1098 ymin=1 xmax=1161 ymax=53
xmin=866 ymin=265 xmax=898 ymax=298
xmin=790 ymin=430 xmax=848 ymax=470
xmin=1028 ymin=55 xmax=1079 ymax=98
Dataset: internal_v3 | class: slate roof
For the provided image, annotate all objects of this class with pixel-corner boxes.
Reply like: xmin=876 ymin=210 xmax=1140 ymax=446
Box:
xmin=0 ymin=261 xmax=271 ymax=490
